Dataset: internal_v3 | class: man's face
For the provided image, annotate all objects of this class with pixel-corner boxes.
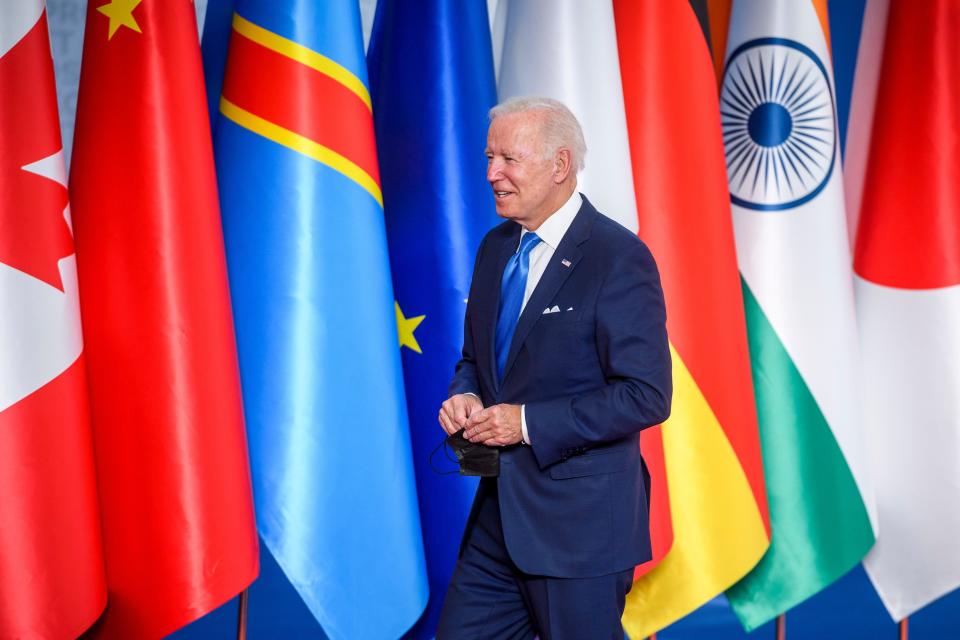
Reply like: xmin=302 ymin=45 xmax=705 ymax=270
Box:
xmin=485 ymin=112 xmax=558 ymax=228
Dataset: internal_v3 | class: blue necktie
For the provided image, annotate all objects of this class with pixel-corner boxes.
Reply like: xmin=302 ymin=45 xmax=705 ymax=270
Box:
xmin=495 ymin=232 xmax=542 ymax=380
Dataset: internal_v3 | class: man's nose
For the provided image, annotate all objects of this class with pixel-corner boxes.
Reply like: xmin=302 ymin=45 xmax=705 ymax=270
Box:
xmin=486 ymin=159 xmax=502 ymax=182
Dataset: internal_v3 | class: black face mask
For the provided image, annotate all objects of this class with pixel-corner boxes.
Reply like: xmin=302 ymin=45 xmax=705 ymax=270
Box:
xmin=445 ymin=428 xmax=500 ymax=477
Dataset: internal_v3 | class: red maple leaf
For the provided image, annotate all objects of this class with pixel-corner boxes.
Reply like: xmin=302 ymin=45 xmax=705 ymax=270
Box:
xmin=0 ymin=13 xmax=74 ymax=292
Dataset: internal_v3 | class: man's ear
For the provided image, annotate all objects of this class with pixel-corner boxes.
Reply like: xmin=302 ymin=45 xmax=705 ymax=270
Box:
xmin=553 ymin=148 xmax=572 ymax=184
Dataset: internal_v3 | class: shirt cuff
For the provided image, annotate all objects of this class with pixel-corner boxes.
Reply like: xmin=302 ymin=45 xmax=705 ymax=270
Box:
xmin=521 ymin=404 xmax=531 ymax=445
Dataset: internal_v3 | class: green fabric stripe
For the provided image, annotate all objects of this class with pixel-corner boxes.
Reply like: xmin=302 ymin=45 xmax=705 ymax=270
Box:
xmin=726 ymin=278 xmax=874 ymax=630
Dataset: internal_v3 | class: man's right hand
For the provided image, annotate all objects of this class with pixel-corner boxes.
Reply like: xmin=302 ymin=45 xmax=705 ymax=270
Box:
xmin=439 ymin=393 xmax=484 ymax=435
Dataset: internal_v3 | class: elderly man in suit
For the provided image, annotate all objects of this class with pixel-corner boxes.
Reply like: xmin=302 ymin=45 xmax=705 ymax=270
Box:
xmin=436 ymin=97 xmax=672 ymax=639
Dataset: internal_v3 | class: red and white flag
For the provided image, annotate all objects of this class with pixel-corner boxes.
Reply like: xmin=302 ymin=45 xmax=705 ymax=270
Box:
xmin=853 ymin=0 xmax=960 ymax=620
xmin=0 ymin=1 xmax=106 ymax=637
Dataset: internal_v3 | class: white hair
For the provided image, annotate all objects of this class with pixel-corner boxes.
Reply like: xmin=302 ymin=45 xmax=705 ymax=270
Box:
xmin=489 ymin=97 xmax=587 ymax=172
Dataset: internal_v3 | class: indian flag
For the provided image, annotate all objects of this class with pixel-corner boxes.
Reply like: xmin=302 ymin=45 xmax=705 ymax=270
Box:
xmin=614 ymin=2 xmax=769 ymax=637
xmin=721 ymin=0 xmax=876 ymax=629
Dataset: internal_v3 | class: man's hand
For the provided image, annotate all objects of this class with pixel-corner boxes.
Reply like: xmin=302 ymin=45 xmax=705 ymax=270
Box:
xmin=439 ymin=393 xmax=484 ymax=435
xmin=464 ymin=404 xmax=522 ymax=447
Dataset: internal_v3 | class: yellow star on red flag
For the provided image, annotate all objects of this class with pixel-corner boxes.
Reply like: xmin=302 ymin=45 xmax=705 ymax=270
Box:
xmin=97 ymin=0 xmax=143 ymax=40
xmin=395 ymin=302 xmax=425 ymax=354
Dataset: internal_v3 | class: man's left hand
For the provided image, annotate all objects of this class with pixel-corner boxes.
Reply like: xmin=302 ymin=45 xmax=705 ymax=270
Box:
xmin=464 ymin=404 xmax=522 ymax=447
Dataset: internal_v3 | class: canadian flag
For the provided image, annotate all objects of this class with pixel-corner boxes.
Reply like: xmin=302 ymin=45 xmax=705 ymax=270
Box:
xmin=0 ymin=2 xmax=106 ymax=638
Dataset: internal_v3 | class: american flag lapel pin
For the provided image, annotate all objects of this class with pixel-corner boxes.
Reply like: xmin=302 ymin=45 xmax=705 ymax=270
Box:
xmin=561 ymin=259 xmax=572 ymax=268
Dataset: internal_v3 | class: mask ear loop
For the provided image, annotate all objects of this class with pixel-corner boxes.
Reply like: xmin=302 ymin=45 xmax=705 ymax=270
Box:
xmin=429 ymin=429 xmax=466 ymax=475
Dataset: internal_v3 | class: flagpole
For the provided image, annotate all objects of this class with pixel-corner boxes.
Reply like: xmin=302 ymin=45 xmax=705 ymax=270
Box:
xmin=775 ymin=614 xmax=786 ymax=640
xmin=899 ymin=617 xmax=908 ymax=640
xmin=236 ymin=589 xmax=249 ymax=640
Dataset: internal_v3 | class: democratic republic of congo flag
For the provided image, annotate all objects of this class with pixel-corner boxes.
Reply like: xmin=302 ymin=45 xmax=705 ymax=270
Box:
xmin=212 ymin=2 xmax=428 ymax=638
xmin=614 ymin=2 xmax=769 ymax=637
xmin=721 ymin=0 xmax=876 ymax=629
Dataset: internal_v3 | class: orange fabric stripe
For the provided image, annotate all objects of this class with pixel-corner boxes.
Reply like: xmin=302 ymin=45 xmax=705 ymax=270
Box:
xmin=812 ymin=0 xmax=833 ymax=53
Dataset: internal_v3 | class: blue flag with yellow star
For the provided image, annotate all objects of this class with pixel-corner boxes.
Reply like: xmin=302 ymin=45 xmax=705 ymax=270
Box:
xmin=208 ymin=1 xmax=428 ymax=638
xmin=367 ymin=3 xmax=500 ymax=636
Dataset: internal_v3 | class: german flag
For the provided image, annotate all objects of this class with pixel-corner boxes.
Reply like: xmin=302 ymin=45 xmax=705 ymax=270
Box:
xmin=614 ymin=2 xmax=770 ymax=636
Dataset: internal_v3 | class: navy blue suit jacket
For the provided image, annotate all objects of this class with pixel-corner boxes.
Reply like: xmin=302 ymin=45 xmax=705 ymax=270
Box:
xmin=449 ymin=196 xmax=672 ymax=579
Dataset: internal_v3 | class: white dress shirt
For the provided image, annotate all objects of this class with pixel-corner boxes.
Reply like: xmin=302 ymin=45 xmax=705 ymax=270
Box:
xmin=517 ymin=191 xmax=583 ymax=445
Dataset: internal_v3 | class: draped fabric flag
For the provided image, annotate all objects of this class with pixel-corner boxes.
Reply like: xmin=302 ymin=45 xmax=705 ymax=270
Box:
xmin=211 ymin=2 xmax=428 ymax=637
xmin=841 ymin=0 xmax=888 ymax=248
xmin=613 ymin=2 xmax=769 ymax=636
xmin=722 ymin=0 xmax=876 ymax=629
xmin=0 ymin=2 xmax=105 ymax=637
xmin=69 ymin=1 xmax=259 ymax=636
xmin=367 ymin=3 xmax=499 ymax=638
xmin=855 ymin=0 xmax=960 ymax=620
xmin=494 ymin=0 xmax=638 ymax=233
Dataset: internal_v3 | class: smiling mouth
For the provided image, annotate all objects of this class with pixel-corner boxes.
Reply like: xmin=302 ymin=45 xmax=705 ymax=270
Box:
xmin=494 ymin=191 xmax=513 ymax=199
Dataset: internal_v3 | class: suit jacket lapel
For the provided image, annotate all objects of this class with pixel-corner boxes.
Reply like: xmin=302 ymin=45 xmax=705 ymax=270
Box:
xmin=500 ymin=201 xmax=596 ymax=384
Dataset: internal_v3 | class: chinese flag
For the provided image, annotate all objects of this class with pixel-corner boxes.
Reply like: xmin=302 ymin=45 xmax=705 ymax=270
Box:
xmin=69 ymin=1 xmax=258 ymax=637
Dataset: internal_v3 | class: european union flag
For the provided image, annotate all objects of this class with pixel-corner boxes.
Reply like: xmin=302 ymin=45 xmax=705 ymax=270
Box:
xmin=210 ymin=1 xmax=427 ymax=638
xmin=368 ymin=3 xmax=500 ymax=636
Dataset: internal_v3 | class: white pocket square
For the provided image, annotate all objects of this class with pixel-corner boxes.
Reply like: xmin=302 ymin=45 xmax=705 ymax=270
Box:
xmin=542 ymin=305 xmax=561 ymax=314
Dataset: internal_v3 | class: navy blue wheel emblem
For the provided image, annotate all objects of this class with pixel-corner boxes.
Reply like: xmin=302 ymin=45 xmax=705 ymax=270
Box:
xmin=721 ymin=37 xmax=836 ymax=211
